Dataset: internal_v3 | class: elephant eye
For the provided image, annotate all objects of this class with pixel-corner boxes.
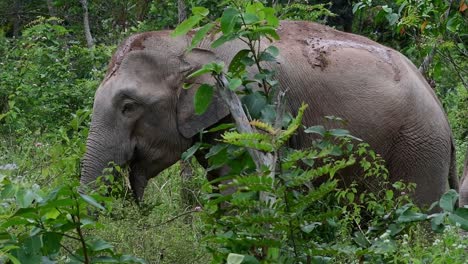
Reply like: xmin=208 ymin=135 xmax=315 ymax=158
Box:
xmin=122 ymin=102 xmax=138 ymax=115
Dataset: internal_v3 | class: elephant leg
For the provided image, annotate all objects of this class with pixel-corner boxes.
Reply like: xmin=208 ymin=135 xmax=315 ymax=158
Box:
xmin=461 ymin=176 xmax=468 ymax=207
xmin=386 ymin=134 xmax=450 ymax=209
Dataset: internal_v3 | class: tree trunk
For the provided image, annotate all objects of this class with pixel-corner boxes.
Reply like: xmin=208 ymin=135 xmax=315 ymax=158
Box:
xmin=12 ymin=0 xmax=21 ymax=38
xmin=178 ymin=0 xmax=187 ymax=24
xmin=46 ymin=0 xmax=56 ymax=17
xmin=177 ymin=0 xmax=195 ymax=211
xmin=79 ymin=0 xmax=94 ymax=48
xmin=136 ymin=0 xmax=152 ymax=21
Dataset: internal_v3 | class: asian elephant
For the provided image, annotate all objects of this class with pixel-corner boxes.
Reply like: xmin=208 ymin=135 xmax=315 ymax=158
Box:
xmin=460 ymin=148 xmax=468 ymax=208
xmin=80 ymin=21 xmax=460 ymax=208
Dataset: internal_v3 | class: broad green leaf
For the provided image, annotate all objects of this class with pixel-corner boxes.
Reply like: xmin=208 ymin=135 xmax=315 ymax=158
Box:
xmin=260 ymin=104 xmax=276 ymax=124
xmin=448 ymin=209 xmax=468 ymax=230
xmin=182 ymin=142 xmax=202 ymax=161
xmin=265 ymin=45 xmax=279 ymax=57
xmin=42 ymin=232 xmax=62 ymax=256
xmin=16 ymin=188 xmax=36 ymax=208
xmin=352 ymin=231 xmax=370 ymax=247
xmin=211 ymin=34 xmax=237 ymax=48
xmin=304 ymin=125 xmax=326 ymax=136
xmin=301 ymin=222 xmax=321 ymax=233
xmin=192 ymin=6 xmax=209 ymax=17
xmin=14 ymin=235 xmax=42 ymax=264
xmin=221 ymin=8 xmax=239 ymax=34
xmin=241 ymin=92 xmax=267 ymax=119
xmin=1 ymin=217 xmax=30 ymax=228
xmin=228 ymin=49 xmax=250 ymax=73
xmin=86 ymin=238 xmax=114 ymax=252
xmin=243 ymin=13 xmax=259 ymax=24
xmin=439 ymin=189 xmax=458 ymax=212
xmin=246 ymin=2 xmax=265 ymax=17
xmin=194 ymin=84 xmax=214 ymax=115
xmin=227 ymin=253 xmax=244 ymax=264
xmin=189 ymin=23 xmax=215 ymax=51
xmin=254 ymin=26 xmax=280 ymax=40
xmin=79 ymin=193 xmax=105 ymax=211
xmin=241 ymin=255 xmax=261 ymax=264
xmin=228 ymin=78 xmax=242 ymax=91
xmin=205 ymin=144 xmax=228 ymax=159
xmin=397 ymin=210 xmax=427 ymax=223
xmin=264 ymin=7 xmax=279 ymax=27
xmin=430 ymin=213 xmax=446 ymax=233
xmin=43 ymin=208 xmax=61 ymax=219
xmin=171 ymin=15 xmax=202 ymax=37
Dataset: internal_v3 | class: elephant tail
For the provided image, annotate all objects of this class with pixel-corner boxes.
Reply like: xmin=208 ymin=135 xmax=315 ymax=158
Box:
xmin=448 ymin=138 xmax=460 ymax=191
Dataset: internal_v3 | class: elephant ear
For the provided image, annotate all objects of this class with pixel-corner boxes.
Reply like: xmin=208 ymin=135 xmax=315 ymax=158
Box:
xmin=176 ymin=48 xmax=230 ymax=139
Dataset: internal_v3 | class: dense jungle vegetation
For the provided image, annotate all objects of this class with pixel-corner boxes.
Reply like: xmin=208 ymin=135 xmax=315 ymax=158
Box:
xmin=0 ymin=0 xmax=467 ymax=263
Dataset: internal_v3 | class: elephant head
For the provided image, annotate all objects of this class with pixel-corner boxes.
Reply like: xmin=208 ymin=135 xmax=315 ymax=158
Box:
xmin=80 ymin=33 xmax=229 ymax=200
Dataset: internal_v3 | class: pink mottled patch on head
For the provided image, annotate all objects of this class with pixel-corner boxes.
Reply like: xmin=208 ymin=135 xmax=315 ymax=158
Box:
xmin=103 ymin=32 xmax=154 ymax=83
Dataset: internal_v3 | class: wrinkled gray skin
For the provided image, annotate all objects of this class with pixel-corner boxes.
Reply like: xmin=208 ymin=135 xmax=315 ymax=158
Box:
xmin=460 ymin=148 xmax=468 ymax=208
xmin=81 ymin=21 xmax=460 ymax=207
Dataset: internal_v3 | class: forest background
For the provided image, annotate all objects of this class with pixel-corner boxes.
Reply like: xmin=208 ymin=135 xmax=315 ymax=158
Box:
xmin=0 ymin=0 xmax=467 ymax=263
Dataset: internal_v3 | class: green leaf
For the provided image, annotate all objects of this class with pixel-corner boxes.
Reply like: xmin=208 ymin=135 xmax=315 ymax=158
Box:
xmin=86 ymin=238 xmax=114 ymax=252
xmin=241 ymin=255 xmax=261 ymax=264
xmin=304 ymin=125 xmax=326 ymax=136
xmin=171 ymin=15 xmax=202 ymax=37
xmin=430 ymin=213 xmax=446 ymax=233
xmin=228 ymin=49 xmax=250 ymax=73
xmin=352 ymin=231 xmax=370 ymax=247
xmin=43 ymin=208 xmax=61 ymax=219
xmin=397 ymin=210 xmax=427 ymax=223
xmin=2 ymin=252 xmax=21 ymax=264
xmin=448 ymin=209 xmax=468 ymax=230
xmin=254 ymin=26 xmax=280 ymax=40
xmin=265 ymin=45 xmax=279 ymax=57
xmin=192 ymin=6 xmax=209 ymax=17
xmin=187 ymin=65 xmax=213 ymax=79
xmin=42 ymin=232 xmax=62 ymax=256
xmin=90 ymin=257 xmax=119 ymax=263
xmin=207 ymin=123 xmax=235 ymax=133
xmin=194 ymin=84 xmax=214 ymax=115
xmin=211 ymin=34 xmax=238 ymax=48
xmin=119 ymin=255 xmax=147 ymax=264
xmin=189 ymin=23 xmax=215 ymax=51
xmin=182 ymin=142 xmax=202 ymax=161
xmin=16 ymin=188 xmax=37 ymax=208
xmin=228 ymin=78 xmax=242 ymax=91
xmin=14 ymin=235 xmax=42 ymax=264
xmin=227 ymin=253 xmax=244 ymax=264
xmin=243 ymin=13 xmax=259 ymax=24
xmin=439 ymin=189 xmax=458 ymax=213
xmin=2 ymin=217 xmax=30 ymax=228
xmin=79 ymin=193 xmax=105 ymax=211
xmin=301 ymin=222 xmax=321 ymax=233
xmin=241 ymin=92 xmax=267 ymax=119
xmin=264 ymin=7 xmax=279 ymax=27
xmin=221 ymin=8 xmax=239 ymax=34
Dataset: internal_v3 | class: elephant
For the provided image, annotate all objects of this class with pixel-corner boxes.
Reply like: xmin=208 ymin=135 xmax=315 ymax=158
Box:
xmin=460 ymin=148 xmax=468 ymax=208
xmin=80 ymin=20 xmax=460 ymax=208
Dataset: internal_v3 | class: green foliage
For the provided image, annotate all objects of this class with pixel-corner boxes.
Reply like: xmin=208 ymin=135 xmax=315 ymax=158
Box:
xmin=176 ymin=1 xmax=468 ymax=262
xmin=0 ymin=176 xmax=145 ymax=263
xmin=0 ymin=17 xmax=112 ymax=136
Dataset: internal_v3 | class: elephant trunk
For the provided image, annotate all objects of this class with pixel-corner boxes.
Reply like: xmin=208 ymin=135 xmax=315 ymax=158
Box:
xmin=80 ymin=128 xmax=123 ymax=190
